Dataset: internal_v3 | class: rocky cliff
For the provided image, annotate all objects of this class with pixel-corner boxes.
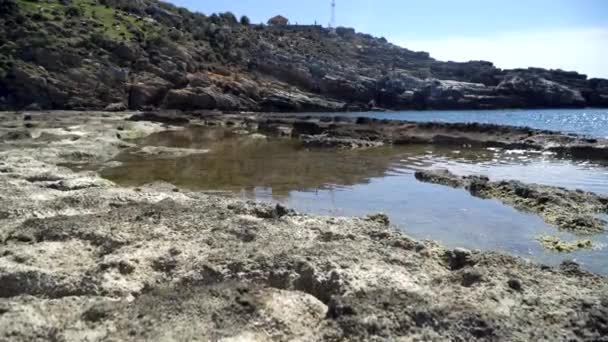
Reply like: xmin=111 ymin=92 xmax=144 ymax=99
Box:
xmin=1 ymin=0 xmax=607 ymax=112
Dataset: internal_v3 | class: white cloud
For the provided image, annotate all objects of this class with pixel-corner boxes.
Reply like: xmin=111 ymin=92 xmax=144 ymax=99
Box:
xmin=392 ymin=28 xmax=608 ymax=79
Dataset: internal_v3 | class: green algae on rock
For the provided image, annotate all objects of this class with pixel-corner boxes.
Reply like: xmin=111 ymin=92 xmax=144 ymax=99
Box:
xmin=537 ymin=236 xmax=594 ymax=253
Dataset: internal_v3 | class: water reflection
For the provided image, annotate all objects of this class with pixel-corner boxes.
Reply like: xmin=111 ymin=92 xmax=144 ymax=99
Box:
xmin=290 ymin=108 xmax=608 ymax=138
xmin=100 ymin=126 xmax=608 ymax=275
xmin=106 ymin=126 xmax=608 ymax=197
xmin=105 ymin=127 xmax=409 ymax=199
xmin=388 ymin=147 xmax=608 ymax=195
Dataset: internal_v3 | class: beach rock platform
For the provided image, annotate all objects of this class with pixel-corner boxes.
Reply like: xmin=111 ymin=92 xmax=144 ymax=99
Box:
xmin=0 ymin=111 xmax=607 ymax=341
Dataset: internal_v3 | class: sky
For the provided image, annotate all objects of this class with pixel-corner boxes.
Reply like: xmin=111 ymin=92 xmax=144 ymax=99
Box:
xmin=168 ymin=0 xmax=608 ymax=78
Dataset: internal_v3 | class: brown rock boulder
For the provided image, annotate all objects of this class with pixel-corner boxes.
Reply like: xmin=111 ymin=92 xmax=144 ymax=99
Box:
xmin=164 ymin=88 xmax=216 ymax=110
xmin=112 ymin=43 xmax=140 ymax=62
xmin=128 ymin=74 xmax=171 ymax=109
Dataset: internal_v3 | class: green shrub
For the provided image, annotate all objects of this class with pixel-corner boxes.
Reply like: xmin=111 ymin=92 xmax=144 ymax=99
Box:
xmin=65 ymin=6 xmax=83 ymax=17
xmin=220 ymin=12 xmax=237 ymax=24
xmin=168 ymin=29 xmax=182 ymax=41
xmin=99 ymin=0 xmax=145 ymax=15
xmin=192 ymin=27 xmax=207 ymax=41
xmin=0 ymin=41 xmax=17 ymax=56
xmin=240 ymin=15 xmax=250 ymax=26
xmin=27 ymin=33 xmax=56 ymax=48
xmin=31 ymin=12 xmax=46 ymax=21
xmin=146 ymin=32 xmax=172 ymax=49
xmin=0 ymin=0 xmax=18 ymax=14
xmin=209 ymin=13 xmax=220 ymax=24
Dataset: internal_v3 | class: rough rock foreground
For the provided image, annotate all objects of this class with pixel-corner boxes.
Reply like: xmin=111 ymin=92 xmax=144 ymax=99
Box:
xmin=0 ymin=111 xmax=607 ymax=341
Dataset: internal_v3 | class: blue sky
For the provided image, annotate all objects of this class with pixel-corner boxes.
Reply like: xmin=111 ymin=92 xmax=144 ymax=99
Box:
xmin=168 ymin=0 xmax=608 ymax=78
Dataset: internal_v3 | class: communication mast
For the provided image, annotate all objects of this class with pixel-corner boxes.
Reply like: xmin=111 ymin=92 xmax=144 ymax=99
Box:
xmin=329 ymin=0 xmax=336 ymax=29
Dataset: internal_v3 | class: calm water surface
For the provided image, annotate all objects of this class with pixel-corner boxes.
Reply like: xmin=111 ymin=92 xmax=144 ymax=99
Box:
xmin=97 ymin=125 xmax=608 ymax=275
xmin=290 ymin=108 xmax=608 ymax=138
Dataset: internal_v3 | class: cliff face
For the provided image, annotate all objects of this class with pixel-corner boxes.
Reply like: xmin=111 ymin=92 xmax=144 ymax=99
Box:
xmin=1 ymin=0 xmax=607 ymax=112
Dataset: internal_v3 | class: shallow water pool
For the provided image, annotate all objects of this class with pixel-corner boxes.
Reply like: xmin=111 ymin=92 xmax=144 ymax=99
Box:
xmin=96 ymin=126 xmax=608 ymax=275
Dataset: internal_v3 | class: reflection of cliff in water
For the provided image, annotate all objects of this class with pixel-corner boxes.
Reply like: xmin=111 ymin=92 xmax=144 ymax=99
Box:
xmin=101 ymin=125 xmax=608 ymax=199
xmin=102 ymin=127 xmax=408 ymax=200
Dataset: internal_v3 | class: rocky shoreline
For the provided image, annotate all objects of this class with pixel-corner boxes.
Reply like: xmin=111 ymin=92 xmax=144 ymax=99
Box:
xmin=1 ymin=111 xmax=607 ymax=341
xmin=129 ymin=110 xmax=608 ymax=159
xmin=414 ymin=169 xmax=608 ymax=235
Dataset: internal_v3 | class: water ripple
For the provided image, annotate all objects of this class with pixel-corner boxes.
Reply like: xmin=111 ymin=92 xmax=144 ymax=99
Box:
xmin=304 ymin=108 xmax=608 ymax=138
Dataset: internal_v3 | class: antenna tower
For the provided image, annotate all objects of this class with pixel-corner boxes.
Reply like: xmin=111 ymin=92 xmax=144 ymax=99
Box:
xmin=330 ymin=0 xmax=336 ymax=29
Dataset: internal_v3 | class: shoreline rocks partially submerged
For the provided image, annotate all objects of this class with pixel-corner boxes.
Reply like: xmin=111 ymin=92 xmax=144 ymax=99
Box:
xmin=414 ymin=169 xmax=608 ymax=235
xmin=156 ymin=111 xmax=608 ymax=159
xmin=537 ymin=236 xmax=594 ymax=253
xmin=1 ymin=111 xmax=607 ymax=341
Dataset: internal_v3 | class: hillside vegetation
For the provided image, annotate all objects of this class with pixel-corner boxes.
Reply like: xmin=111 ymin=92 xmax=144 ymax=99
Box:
xmin=1 ymin=0 xmax=607 ymax=111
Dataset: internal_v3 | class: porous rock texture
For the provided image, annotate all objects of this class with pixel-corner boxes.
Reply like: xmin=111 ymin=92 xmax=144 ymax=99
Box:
xmin=0 ymin=112 xmax=607 ymax=341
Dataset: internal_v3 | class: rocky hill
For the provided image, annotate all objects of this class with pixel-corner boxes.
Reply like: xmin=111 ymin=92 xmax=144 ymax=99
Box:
xmin=1 ymin=0 xmax=607 ymax=112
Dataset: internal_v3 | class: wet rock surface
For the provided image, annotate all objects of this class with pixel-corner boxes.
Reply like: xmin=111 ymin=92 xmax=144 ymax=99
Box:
xmin=537 ymin=236 xmax=594 ymax=253
xmin=193 ymin=112 xmax=608 ymax=158
xmin=415 ymin=169 xmax=608 ymax=235
xmin=133 ymin=145 xmax=210 ymax=158
xmin=0 ymin=111 xmax=607 ymax=341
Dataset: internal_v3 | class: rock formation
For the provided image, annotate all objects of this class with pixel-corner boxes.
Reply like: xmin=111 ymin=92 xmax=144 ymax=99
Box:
xmin=1 ymin=110 xmax=607 ymax=341
xmin=0 ymin=0 xmax=607 ymax=112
